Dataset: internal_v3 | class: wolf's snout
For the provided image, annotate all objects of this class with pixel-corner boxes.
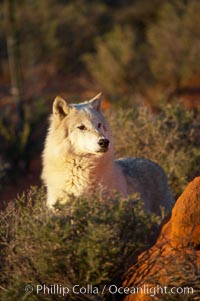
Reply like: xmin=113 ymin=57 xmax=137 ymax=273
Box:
xmin=98 ymin=138 xmax=109 ymax=151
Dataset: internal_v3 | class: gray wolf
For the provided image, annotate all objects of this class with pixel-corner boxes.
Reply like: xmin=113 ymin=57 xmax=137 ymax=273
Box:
xmin=41 ymin=93 xmax=174 ymax=214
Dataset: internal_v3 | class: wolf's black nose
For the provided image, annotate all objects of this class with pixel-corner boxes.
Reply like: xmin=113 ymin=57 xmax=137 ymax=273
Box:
xmin=98 ymin=138 xmax=109 ymax=149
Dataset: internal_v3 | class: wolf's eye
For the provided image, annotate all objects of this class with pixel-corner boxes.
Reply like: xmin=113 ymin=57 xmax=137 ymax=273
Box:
xmin=77 ymin=125 xmax=86 ymax=130
xmin=98 ymin=123 xmax=102 ymax=129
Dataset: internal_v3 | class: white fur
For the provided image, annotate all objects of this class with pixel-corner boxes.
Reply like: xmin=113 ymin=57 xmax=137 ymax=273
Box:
xmin=42 ymin=94 xmax=174 ymax=214
xmin=42 ymin=94 xmax=125 ymax=207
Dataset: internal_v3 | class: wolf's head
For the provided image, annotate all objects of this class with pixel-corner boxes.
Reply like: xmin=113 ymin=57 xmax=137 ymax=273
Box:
xmin=50 ymin=93 xmax=113 ymax=157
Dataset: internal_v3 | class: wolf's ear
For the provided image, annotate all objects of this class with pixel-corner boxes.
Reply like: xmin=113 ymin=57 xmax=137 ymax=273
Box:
xmin=53 ymin=96 xmax=70 ymax=119
xmin=88 ymin=93 xmax=102 ymax=112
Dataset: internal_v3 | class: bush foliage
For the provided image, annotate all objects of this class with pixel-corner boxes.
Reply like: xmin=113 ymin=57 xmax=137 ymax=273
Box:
xmin=148 ymin=1 xmax=200 ymax=89
xmin=1 ymin=0 xmax=200 ymax=100
xmin=0 ymin=187 xmax=160 ymax=301
xmin=83 ymin=0 xmax=200 ymax=98
xmin=84 ymin=25 xmax=137 ymax=95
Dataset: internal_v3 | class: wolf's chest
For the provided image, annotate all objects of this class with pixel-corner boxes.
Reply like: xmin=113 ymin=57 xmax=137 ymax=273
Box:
xmin=62 ymin=161 xmax=97 ymax=196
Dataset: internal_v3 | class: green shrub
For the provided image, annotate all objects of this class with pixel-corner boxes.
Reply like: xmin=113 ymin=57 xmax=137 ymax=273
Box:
xmin=0 ymin=187 xmax=160 ymax=301
xmin=147 ymin=0 xmax=200 ymax=89
xmin=84 ymin=25 xmax=136 ymax=96
xmin=108 ymin=103 xmax=200 ymax=198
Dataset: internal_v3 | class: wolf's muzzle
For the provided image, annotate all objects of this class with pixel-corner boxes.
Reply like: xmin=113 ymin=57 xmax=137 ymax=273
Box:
xmin=98 ymin=138 xmax=110 ymax=152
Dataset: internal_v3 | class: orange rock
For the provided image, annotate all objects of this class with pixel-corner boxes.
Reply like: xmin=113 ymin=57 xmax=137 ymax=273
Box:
xmin=123 ymin=177 xmax=200 ymax=301
xmin=171 ymin=177 xmax=200 ymax=247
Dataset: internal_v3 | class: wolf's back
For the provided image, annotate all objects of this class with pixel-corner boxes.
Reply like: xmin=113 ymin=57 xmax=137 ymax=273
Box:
xmin=116 ymin=158 xmax=174 ymax=215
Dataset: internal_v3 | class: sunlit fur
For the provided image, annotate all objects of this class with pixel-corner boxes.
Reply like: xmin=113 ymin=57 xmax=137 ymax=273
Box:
xmin=42 ymin=94 xmax=174 ymax=214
